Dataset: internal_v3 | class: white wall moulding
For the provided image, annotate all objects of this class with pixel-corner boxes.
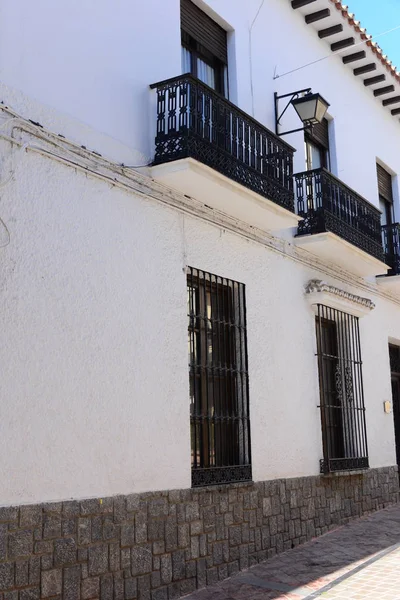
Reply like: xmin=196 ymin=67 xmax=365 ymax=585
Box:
xmin=305 ymin=279 xmax=376 ymax=317
xmin=150 ymin=158 xmax=301 ymax=232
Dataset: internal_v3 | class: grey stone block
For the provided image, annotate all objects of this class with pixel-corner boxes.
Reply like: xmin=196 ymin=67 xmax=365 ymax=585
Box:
xmin=126 ymin=495 xmax=141 ymax=513
xmin=20 ymin=507 xmax=42 ymax=528
xmin=0 ymin=564 xmax=14 ymax=591
xmin=109 ymin=542 xmax=120 ymax=572
xmin=103 ymin=518 xmax=119 ymax=541
xmin=63 ymin=501 xmax=80 ymax=517
xmin=19 ymin=588 xmax=40 ymax=600
xmin=80 ymin=499 xmax=100 ymax=516
xmin=0 ymin=524 xmax=7 ymax=561
xmin=88 ymin=545 xmax=109 ymax=576
xmin=41 ymin=568 xmax=62 ymax=597
xmin=165 ymin=519 xmax=177 ymax=553
xmin=171 ymin=551 xmax=185 ymax=582
xmin=81 ymin=577 xmax=100 ymax=600
xmin=151 ymin=587 xmax=168 ymax=600
xmin=121 ymin=548 xmax=131 ymax=570
xmin=29 ymin=556 xmax=40 ymax=585
xmin=43 ymin=515 xmax=61 ymax=539
xmin=15 ymin=560 xmax=29 ymax=587
xmin=124 ymin=578 xmax=137 ymax=600
xmin=91 ymin=516 xmax=103 ymax=542
xmin=41 ymin=555 xmax=53 ymax=571
xmin=177 ymin=524 xmax=189 ymax=549
xmin=167 ymin=582 xmax=180 ymax=600
xmin=9 ymin=530 xmax=33 ymax=558
xmin=135 ymin=513 xmax=147 ymax=544
xmin=63 ymin=519 xmax=77 ymax=536
xmin=63 ymin=566 xmax=81 ymax=600
xmin=100 ymin=574 xmax=113 ymax=600
xmin=54 ymin=537 xmax=77 ymax=566
xmin=122 ymin=524 xmax=136 ymax=547
xmin=148 ymin=499 xmax=168 ymax=519
xmin=78 ymin=518 xmax=92 ymax=545
xmin=0 ymin=508 xmax=18 ymax=523
xmin=228 ymin=525 xmax=241 ymax=547
xmin=150 ymin=571 xmax=160 ymax=589
xmin=114 ymin=497 xmax=127 ymax=524
xmin=160 ymin=554 xmax=172 ymax=585
xmin=131 ymin=546 xmax=152 ymax=576
xmin=147 ymin=521 xmax=164 ymax=543
xmin=114 ymin=574 xmax=124 ymax=600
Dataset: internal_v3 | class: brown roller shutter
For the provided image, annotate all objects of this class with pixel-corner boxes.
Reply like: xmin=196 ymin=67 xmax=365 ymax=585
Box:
xmin=181 ymin=0 xmax=227 ymax=64
xmin=377 ymin=163 xmax=393 ymax=203
xmin=308 ymin=118 xmax=329 ymax=150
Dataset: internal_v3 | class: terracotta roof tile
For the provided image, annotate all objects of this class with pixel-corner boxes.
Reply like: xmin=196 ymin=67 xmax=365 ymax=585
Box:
xmin=329 ymin=0 xmax=400 ymax=83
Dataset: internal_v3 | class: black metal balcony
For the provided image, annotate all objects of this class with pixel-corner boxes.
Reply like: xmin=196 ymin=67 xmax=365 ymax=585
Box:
xmin=382 ymin=223 xmax=400 ymax=275
xmin=150 ymin=75 xmax=295 ymax=213
xmin=295 ymin=168 xmax=384 ymax=262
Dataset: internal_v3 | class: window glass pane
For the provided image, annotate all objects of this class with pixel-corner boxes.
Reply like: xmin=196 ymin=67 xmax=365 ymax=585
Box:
xmin=380 ymin=198 xmax=388 ymax=227
xmin=181 ymin=45 xmax=192 ymax=74
xmin=307 ymin=140 xmax=323 ymax=170
xmin=197 ymin=57 xmax=215 ymax=89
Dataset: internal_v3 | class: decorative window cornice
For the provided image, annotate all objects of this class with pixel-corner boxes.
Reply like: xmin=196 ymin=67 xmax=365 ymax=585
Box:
xmin=305 ymin=279 xmax=375 ymax=317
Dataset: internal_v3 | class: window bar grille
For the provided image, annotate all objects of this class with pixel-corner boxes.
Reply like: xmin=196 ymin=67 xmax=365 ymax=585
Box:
xmin=187 ymin=267 xmax=251 ymax=487
xmin=315 ymin=304 xmax=369 ymax=474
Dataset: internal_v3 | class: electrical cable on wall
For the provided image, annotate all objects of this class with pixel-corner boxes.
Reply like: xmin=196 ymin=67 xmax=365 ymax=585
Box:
xmin=274 ymin=22 xmax=400 ymax=79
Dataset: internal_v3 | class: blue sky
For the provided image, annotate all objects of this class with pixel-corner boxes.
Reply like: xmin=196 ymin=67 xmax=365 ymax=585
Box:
xmin=346 ymin=0 xmax=400 ymax=67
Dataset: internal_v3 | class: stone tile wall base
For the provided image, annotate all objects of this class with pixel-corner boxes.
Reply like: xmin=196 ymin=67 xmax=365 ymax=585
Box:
xmin=0 ymin=467 xmax=398 ymax=600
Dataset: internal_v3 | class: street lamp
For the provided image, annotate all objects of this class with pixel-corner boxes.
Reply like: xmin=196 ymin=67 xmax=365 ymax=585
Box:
xmin=274 ymin=89 xmax=330 ymax=137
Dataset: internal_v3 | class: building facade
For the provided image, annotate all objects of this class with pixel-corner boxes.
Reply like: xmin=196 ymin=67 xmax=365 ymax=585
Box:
xmin=0 ymin=0 xmax=400 ymax=598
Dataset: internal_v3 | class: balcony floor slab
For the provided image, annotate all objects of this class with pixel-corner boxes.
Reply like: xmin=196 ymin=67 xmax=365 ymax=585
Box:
xmin=149 ymin=158 xmax=300 ymax=232
xmin=376 ymin=274 xmax=400 ymax=293
xmin=294 ymin=231 xmax=388 ymax=277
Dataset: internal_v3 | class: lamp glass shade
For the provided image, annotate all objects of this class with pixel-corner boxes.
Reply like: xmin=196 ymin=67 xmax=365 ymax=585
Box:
xmin=291 ymin=93 xmax=330 ymax=125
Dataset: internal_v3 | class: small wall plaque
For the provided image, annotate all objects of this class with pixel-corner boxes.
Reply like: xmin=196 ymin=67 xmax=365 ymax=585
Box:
xmin=384 ymin=400 xmax=392 ymax=414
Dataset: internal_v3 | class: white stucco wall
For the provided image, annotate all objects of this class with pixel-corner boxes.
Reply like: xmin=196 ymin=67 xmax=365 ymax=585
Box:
xmin=0 ymin=0 xmax=399 ymax=505
xmin=1 ymin=0 xmax=400 ymax=214
xmin=0 ymin=140 xmax=397 ymax=505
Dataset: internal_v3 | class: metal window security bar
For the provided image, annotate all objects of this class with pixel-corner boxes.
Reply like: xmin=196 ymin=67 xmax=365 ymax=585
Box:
xmin=295 ymin=168 xmax=384 ymax=262
xmin=150 ymin=75 xmax=295 ymax=213
xmin=187 ymin=267 xmax=251 ymax=487
xmin=315 ymin=304 xmax=369 ymax=474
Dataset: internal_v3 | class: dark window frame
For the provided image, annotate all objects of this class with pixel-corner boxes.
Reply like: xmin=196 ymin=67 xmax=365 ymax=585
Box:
xmin=187 ymin=267 xmax=251 ymax=487
xmin=315 ymin=304 xmax=369 ymax=474
xmin=181 ymin=30 xmax=226 ymax=95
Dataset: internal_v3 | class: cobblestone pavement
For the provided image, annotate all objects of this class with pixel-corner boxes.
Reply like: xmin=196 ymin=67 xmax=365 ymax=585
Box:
xmin=183 ymin=504 xmax=400 ymax=600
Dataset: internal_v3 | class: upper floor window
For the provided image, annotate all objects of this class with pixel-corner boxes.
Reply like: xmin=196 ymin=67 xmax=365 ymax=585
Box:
xmin=187 ymin=267 xmax=251 ymax=487
xmin=377 ymin=163 xmax=394 ymax=227
xmin=305 ymin=118 xmax=330 ymax=171
xmin=315 ymin=304 xmax=368 ymax=474
xmin=181 ymin=0 xmax=228 ymax=96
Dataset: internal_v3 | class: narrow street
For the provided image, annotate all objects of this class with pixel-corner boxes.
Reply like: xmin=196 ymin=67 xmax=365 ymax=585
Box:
xmin=184 ymin=504 xmax=400 ymax=600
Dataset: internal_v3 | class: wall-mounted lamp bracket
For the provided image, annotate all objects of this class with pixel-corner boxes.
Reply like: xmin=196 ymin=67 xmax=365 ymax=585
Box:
xmin=275 ymin=89 xmax=330 ymax=136
xmin=274 ymin=88 xmax=312 ymax=137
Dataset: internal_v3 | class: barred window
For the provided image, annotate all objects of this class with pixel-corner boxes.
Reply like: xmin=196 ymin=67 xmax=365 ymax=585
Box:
xmin=187 ymin=267 xmax=251 ymax=487
xmin=315 ymin=305 xmax=369 ymax=474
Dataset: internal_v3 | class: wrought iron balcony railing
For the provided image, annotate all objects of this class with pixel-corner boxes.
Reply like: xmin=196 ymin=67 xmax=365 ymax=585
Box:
xmin=382 ymin=223 xmax=400 ymax=275
xmin=150 ymin=74 xmax=295 ymax=213
xmin=295 ymin=168 xmax=384 ymax=262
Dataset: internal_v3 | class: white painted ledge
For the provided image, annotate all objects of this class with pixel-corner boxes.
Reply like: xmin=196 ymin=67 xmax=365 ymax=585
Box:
xmin=294 ymin=231 xmax=388 ymax=278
